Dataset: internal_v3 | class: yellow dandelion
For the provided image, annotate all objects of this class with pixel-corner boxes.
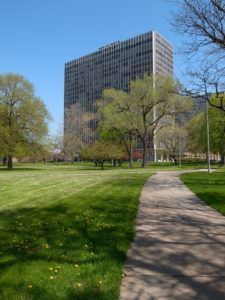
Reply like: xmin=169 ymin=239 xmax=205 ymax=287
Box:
xmin=75 ymin=264 xmax=79 ymax=268
xmin=28 ymin=285 xmax=33 ymax=288
xmin=50 ymin=276 xmax=54 ymax=280
xmin=77 ymin=283 xmax=81 ymax=288
xmin=99 ymin=280 xmax=102 ymax=284
xmin=49 ymin=267 xmax=53 ymax=271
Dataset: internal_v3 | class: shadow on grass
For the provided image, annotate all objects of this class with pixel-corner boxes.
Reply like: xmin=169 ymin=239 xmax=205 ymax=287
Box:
xmin=0 ymin=175 xmax=145 ymax=299
xmin=195 ymin=191 xmax=225 ymax=216
xmin=0 ymin=160 xmax=220 ymax=173
xmin=0 ymin=167 xmax=41 ymax=172
xmin=181 ymin=171 xmax=225 ymax=216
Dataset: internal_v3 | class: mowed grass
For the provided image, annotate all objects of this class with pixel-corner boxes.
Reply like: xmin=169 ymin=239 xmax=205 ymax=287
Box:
xmin=0 ymin=159 xmax=218 ymax=173
xmin=181 ymin=168 xmax=225 ymax=215
xmin=0 ymin=166 xmax=152 ymax=300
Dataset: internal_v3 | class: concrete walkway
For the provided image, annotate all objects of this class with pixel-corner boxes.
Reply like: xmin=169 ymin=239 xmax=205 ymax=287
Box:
xmin=120 ymin=171 xmax=225 ymax=300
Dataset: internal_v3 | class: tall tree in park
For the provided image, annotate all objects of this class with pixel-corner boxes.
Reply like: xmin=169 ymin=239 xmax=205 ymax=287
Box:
xmin=130 ymin=75 xmax=191 ymax=167
xmin=208 ymin=96 xmax=225 ymax=165
xmin=15 ymin=140 xmax=51 ymax=163
xmin=0 ymin=73 xmax=50 ymax=169
xmin=186 ymin=100 xmax=225 ymax=164
xmin=186 ymin=113 xmax=206 ymax=157
xmin=98 ymin=75 xmax=192 ymax=167
xmin=64 ymin=103 xmax=95 ymax=162
xmin=97 ymin=89 xmax=136 ymax=167
xmin=171 ymin=0 xmax=225 ymax=112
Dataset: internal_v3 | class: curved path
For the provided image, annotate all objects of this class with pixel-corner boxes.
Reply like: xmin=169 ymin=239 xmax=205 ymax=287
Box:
xmin=120 ymin=171 xmax=225 ymax=300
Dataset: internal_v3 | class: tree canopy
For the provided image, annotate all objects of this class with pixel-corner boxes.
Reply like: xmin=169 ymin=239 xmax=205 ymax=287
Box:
xmin=186 ymin=96 xmax=225 ymax=164
xmin=171 ymin=0 xmax=225 ymax=112
xmin=186 ymin=112 xmax=206 ymax=156
xmin=82 ymin=141 xmax=126 ymax=170
xmin=208 ymin=96 xmax=225 ymax=164
xmin=0 ymin=73 xmax=51 ymax=169
xmin=97 ymin=89 xmax=136 ymax=167
xmin=98 ymin=75 xmax=192 ymax=167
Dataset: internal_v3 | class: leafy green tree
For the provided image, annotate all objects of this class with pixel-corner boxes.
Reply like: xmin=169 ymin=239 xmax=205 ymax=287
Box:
xmin=0 ymin=73 xmax=51 ymax=169
xmin=97 ymin=89 xmax=136 ymax=167
xmin=82 ymin=141 xmax=126 ymax=170
xmin=186 ymin=112 xmax=206 ymax=157
xmin=130 ymin=75 xmax=191 ymax=167
xmin=208 ymin=97 xmax=225 ymax=165
xmin=186 ymin=100 xmax=225 ymax=165
xmin=97 ymin=75 xmax=192 ymax=168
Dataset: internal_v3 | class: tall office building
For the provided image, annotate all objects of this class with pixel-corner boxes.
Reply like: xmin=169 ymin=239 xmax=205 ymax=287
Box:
xmin=64 ymin=31 xmax=173 ymax=157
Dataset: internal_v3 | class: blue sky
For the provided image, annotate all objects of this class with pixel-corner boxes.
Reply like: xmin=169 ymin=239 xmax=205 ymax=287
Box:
xmin=0 ymin=0 xmax=183 ymax=135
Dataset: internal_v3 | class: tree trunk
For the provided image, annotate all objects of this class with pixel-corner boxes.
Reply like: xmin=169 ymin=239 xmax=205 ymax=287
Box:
xmin=219 ymin=153 xmax=225 ymax=166
xmin=129 ymin=135 xmax=133 ymax=168
xmin=118 ymin=160 xmax=123 ymax=167
xmin=172 ymin=155 xmax=178 ymax=165
xmin=7 ymin=154 xmax=13 ymax=170
xmin=142 ymin=138 xmax=148 ymax=168
xmin=124 ymin=135 xmax=133 ymax=168
xmin=128 ymin=156 xmax=133 ymax=168
xmin=128 ymin=139 xmax=133 ymax=168
xmin=2 ymin=157 xmax=7 ymax=166
xmin=111 ymin=159 xmax=117 ymax=167
xmin=101 ymin=160 xmax=104 ymax=170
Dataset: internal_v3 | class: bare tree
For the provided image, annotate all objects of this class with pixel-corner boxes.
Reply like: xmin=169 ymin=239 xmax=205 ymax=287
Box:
xmin=156 ymin=126 xmax=187 ymax=165
xmin=171 ymin=0 xmax=225 ymax=111
xmin=172 ymin=0 xmax=225 ymax=54
xmin=64 ymin=103 xmax=95 ymax=161
xmin=184 ymin=61 xmax=225 ymax=110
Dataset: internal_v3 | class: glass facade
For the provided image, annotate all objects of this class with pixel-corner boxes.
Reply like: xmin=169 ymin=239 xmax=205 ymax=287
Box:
xmin=64 ymin=30 xmax=173 ymax=148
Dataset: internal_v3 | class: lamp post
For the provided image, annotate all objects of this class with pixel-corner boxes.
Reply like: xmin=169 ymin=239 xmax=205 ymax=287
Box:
xmin=206 ymin=101 xmax=211 ymax=173
xmin=179 ymin=133 xmax=182 ymax=167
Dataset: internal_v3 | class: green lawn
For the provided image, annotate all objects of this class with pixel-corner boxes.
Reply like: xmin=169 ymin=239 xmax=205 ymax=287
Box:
xmin=0 ymin=165 xmax=152 ymax=300
xmin=181 ymin=169 xmax=225 ymax=215
xmin=0 ymin=159 xmax=218 ymax=173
